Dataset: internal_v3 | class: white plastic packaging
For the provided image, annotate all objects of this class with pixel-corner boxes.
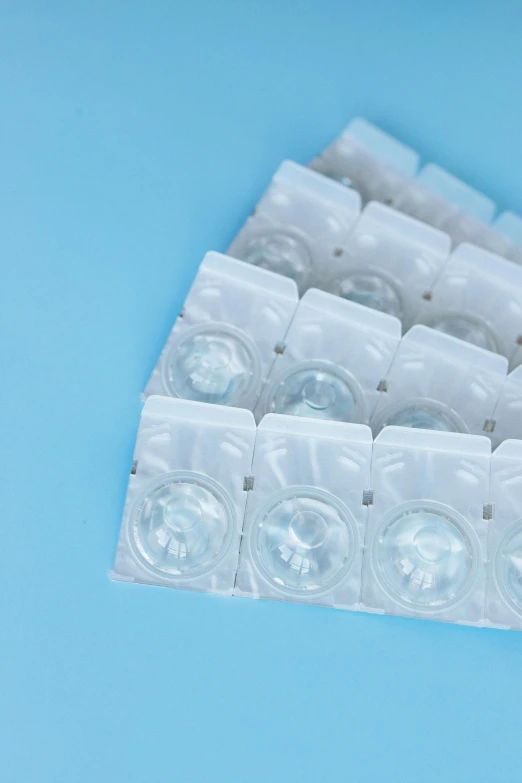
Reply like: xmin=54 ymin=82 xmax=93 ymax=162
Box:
xmin=486 ymin=440 xmax=522 ymax=630
xmin=234 ymin=414 xmax=372 ymax=608
xmin=327 ymin=201 xmax=451 ymax=329
xmin=255 ymin=288 xmax=402 ymax=424
xmin=361 ymin=427 xmax=490 ymax=625
xmin=487 ymin=365 xmax=522 ymax=448
xmin=310 ymin=117 xmax=419 ymax=206
xmin=227 ymin=161 xmax=361 ymax=293
xmin=112 ymin=396 xmax=256 ymax=594
xmin=143 ymin=252 xmax=299 ymax=411
xmin=371 ymin=325 xmax=508 ymax=437
xmin=414 ymin=243 xmax=522 ymax=367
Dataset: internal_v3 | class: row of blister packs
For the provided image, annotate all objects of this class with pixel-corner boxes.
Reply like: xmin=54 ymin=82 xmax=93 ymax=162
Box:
xmin=112 ymin=119 xmax=522 ymax=631
xmin=113 ymin=396 xmax=522 ymax=631
xmin=143 ymin=251 xmax=522 ymax=447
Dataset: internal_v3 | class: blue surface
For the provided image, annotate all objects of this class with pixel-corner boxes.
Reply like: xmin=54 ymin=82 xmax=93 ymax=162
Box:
xmin=2 ymin=2 xmax=522 ymax=781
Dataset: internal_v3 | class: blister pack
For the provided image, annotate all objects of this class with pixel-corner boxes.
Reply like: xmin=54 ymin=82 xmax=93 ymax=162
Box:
xmin=112 ymin=396 xmax=256 ymax=593
xmin=310 ymin=117 xmax=419 ymax=205
xmin=313 ymin=118 xmax=522 ymax=263
xmin=255 ymin=288 xmax=402 ymax=424
xmin=234 ymin=415 xmax=372 ymax=608
xmin=486 ymin=440 xmax=522 ymax=630
xmin=143 ymin=252 xmax=299 ymax=411
xmin=361 ymin=427 xmax=490 ymax=625
xmin=327 ymin=201 xmax=451 ymax=329
xmin=487 ymin=366 xmax=522 ymax=448
xmin=415 ymin=243 xmax=522 ymax=366
xmin=227 ymin=160 xmax=361 ymax=293
xmin=371 ymin=325 xmax=508 ymax=437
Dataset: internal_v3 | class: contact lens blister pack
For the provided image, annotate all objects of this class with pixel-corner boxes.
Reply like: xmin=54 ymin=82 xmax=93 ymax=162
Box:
xmin=234 ymin=414 xmax=372 ymax=608
xmin=391 ymin=162 xmax=496 ymax=249
xmin=370 ymin=325 xmax=508 ymax=437
xmin=327 ymin=201 xmax=451 ymax=329
xmin=227 ymin=161 xmax=361 ymax=293
xmin=310 ymin=117 xmax=419 ymax=206
xmin=313 ymin=118 xmax=522 ymax=264
xmin=361 ymin=427 xmax=490 ymax=625
xmin=143 ymin=252 xmax=299 ymax=411
xmin=255 ymin=288 xmax=402 ymax=424
xmin=488 ymin=366 xmax=522 ymax=447
xmin=486 ymin=440 xmax=522 ymax=630
xmin=415 ymin=243 xmax=522 ymax=365
xmin=112 ymin=396 xmax=256 ymax=593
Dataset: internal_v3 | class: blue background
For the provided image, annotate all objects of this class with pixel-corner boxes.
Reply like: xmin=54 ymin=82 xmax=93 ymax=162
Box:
xmin=2 ymin=2 xmax=522 ymax=781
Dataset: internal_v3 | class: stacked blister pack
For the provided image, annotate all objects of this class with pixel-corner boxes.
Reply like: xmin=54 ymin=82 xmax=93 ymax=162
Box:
xmin=112 ymin=119 xmax=522 ymax=631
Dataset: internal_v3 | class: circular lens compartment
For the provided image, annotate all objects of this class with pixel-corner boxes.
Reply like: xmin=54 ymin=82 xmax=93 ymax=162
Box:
xmin=372 ymin=501 xmax=479 ymax=612
xmin=494 ymin=521 xmax=522 ymax=617
xmin=241 ymin=230 xmax=312 ymax=289
xmin=250 ymin=487 xmax=358 ymax=596
xmin=164 ymin=323 xmax=262 ymax=407
xmin=371 ymin=399 xmax=468 ymax=436
xmin=264 ymin=360 xmax=366 ymax=423
xmin=429 ymin=314 xmax=498 ymax=353
xmin=338 ymin=271 xmax=403 ymax=318
xmin=128 ymin=471 xmax=236 ymax=581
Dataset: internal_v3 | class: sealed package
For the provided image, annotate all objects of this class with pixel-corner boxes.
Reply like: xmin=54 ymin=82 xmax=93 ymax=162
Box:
xmin=234 ymin=414 xmax=372 ymax=608
xmin=487 ymin=366 xmax=522 ymax=447
xmin=327 ymin=201 xmax=451 ymax=329
xmin=255 ymin=288 xmax=402 ymax=424
xmin=144 ymin=252 xmax=299 ymax=411
xmin=415 ymin=243 xmax=522 ymax=367
xmin=228 ymin=160 xmax=361 ymax=293
xmin=112 ymin=396 xmax=256 ymax=594
xmin=486 ymin=440 xmax=522 ymax=630
xmin=310 ymin=117 xmax=419 ymax=206
xmin=371 ymin=325 xmax=508 ymax=437
xmin=361 ymin=427 xmax=490 ymax=625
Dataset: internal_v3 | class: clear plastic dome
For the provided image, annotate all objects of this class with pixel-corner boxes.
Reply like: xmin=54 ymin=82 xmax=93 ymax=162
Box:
xmin=129 ymin=472 xmax=235 ymax=579
xmin=265 ymin=361 xmax=364 ymax=422
xmin=164 ymin=324 xmax=261 ymax=406
xmin=241 ymin=231 xmax=312 ymax=289
xmin=495 ymin=522 xmax=522 ymax=616
xmin=338 ymin=272 xmax=403 ymax=318
xmin=251 ymin=489 xmax=357 ymax=596
xmin=372 ymin=399 xmax=467 ymax=436
xmin=430 ymin=314 xmax=498 ymax=353
xmin=372 ymin=502 xmax=478 ymax=611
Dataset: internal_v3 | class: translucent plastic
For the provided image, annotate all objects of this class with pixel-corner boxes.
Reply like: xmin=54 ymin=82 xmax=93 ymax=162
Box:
xmin=235 ymin=414 xmax=372 ymax=608
xmin=362 ymin=427 xmax=489 ymax=623
xmin=228 ymin=160 xmax=361 ymax=293
xmin=328 ymin=201 xmax=451 ymax=330
xmin=488 ymin=366 xmax=522 ymax=448
xmin=112 ymin=396 xmax=256 ymax=593
xmin=371 ymin=325 xmax=508 ymax=438
xmin=256 ymin=288 xmax=402 ymax=423
xmin=415 ymin=243 xmax=522 ymax=367
xmin=486 ymin=441 xmax=522 ymax=629
xmin=144 ymin=252 xmax=299 ymax=411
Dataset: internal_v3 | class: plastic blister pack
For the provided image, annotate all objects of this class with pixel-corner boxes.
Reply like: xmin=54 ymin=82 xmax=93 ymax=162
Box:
xmin=487 ymin=366 xmax=522 ymax=448
xmin=391 ymin=163 xmax=496 ymax=249
xmin=486 ymin=441 xmax=522 ymax=630
xmin=227 ymin=160 xmax=361 ymax=293
xmin=112 ymin=396 xmax=256 ymax=593
xmin=313 ymin=118 xmax=522 ymax=264
xmin=328 ymin=201 xmax=451 ymax=329
xmin=144 ymin=252 xmax=299 ymax=410
xmin=255 ymin=288 xmax=402 ymax=424
xmin=310 ymin=117 xmax=419 ymax=206
xmin=361 ymin=427 xmax=490 ymax=625
xmin=234 ymin=414 xmax=372 ymax=608
xmin=415 ymin=243 xmax=522 ymax=366
xmin=371 ymin=325 xmax=508 ymax=437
